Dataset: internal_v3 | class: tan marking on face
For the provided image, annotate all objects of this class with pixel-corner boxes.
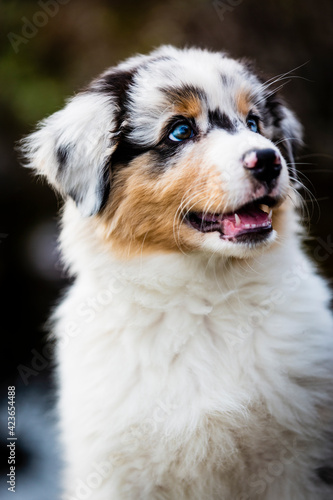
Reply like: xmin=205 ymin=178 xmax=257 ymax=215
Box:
xmin=166 ymin=89 xmax=202 ymax=118
xmin=270 ymin=196 xmax=293 ymax=242
xmin=94 ymin=147 xmax=227 ymax=258
xmin=236 ymin=87 xmax=252 ymax=116
xmin=174 ymin=95 xmax=201 ymax=118
xmin=93 ymin=136 xmax=291 ymax=260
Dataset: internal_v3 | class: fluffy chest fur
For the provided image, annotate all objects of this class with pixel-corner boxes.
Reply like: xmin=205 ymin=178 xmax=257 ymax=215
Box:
xmin=54 ymin=206 xmax=333 ymax=499
xmin=21 ymin=46 xmax=333 ymax=499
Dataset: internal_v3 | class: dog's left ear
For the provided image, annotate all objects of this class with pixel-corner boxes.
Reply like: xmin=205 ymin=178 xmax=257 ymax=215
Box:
xmin=20 ymin=92 xmax=117 ymax=217
xmin=265 ymin=96 xmax=303 ymax=182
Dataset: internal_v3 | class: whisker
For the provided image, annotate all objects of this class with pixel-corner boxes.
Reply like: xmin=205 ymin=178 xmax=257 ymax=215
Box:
xmin=173 ymin=181 xmax=210 ymax=253
xmin=288 ymin=174 xmax=320 ymax=224
xmin=255 ymin=61 xmax=310 ymax=92
xmin=254 ymin=81 xmax=291 ymax=107
xmin=274 ymin=137 xmax=301 ymax=147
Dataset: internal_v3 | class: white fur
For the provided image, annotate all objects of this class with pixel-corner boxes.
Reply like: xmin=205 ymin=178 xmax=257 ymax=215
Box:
xmin=22 ymin=46 xmax=333 ymax=499
xmin=21 ymin=93 xmax=116 ymax=217
xmin=56 ymin=203 xmax=333 ymax=500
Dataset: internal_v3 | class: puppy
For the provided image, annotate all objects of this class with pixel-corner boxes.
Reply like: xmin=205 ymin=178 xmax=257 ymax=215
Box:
xmin=22 ymin=46 xmax=333 ymax=499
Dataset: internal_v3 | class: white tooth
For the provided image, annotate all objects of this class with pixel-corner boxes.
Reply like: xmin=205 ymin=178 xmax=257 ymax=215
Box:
xmin=268 ymin=210 xmax=273 ymax=219
xmin=251 ymin=224 xmax=256 ymax=228
xmin=235 ymin=213 xmax=241 ymax=227
xmin=245 ymin=224 xmax=251 ymax=229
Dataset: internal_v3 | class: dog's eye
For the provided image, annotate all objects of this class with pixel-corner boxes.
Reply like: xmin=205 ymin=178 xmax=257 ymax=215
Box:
xmin=169 ymin=123 xmax=194 ymax=142
xmin=246 ymin=116 xmax=260 ymax=133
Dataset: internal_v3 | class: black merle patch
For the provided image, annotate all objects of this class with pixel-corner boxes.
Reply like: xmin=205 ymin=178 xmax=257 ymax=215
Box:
xmin=316 ymin=466 xmax=333 ymax=485
xmin=56 ymin=144 xmax=71 ymax=173
xmin=99 ymin=160 xmax=112 ymax=211
xmin=111 ymin=137 xmax=150 ymax=169
xmin=208 ymin=109 xmax=236 ymax=132
xmin=90 ymin=69 xmax=135 ymax=100
xmin=262 ymin=94 xmax=301 ymax=183
xmin=98 ymin=69 xmax=136 ymax=133
xmin=86 ymin=67 xmax=138 ymax=148
xmin=67 ymin=187 xmax=83 ymax=208
xmin=220 ymin=74 xmax=235 ymax=88
xmin=264 ymin=94 xmax=285 ymax=131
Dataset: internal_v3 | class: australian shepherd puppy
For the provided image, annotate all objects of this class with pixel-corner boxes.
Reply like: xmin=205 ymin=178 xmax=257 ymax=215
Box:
xmin=22 ymin=46 xmax=333 ymax=499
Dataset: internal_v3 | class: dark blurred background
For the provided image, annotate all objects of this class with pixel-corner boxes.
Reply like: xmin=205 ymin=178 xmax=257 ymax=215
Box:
xmin=1 ymin=0 xmax=332 ymax=497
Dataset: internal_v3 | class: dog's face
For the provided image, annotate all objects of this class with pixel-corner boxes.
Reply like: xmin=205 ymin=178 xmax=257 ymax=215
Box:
xmin=22 ymin=46 xmax=302 ymax=259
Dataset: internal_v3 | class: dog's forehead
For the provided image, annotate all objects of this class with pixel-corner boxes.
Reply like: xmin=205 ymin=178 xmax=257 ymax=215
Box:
xmin=121 ymin=50 xmax=261 ymax=146
xmin=130 ymin=51 xmax=257 ymax=112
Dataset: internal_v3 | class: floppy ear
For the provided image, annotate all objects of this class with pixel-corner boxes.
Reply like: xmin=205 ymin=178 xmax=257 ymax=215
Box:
xmin=265 ymin=96 xmax=303 ymax=184
xmin=20 ymin=92 xmax=117 ymax=217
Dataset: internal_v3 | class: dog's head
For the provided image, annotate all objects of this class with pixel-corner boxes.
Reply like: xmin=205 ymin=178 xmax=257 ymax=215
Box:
xmin=22 ymin=46 xmax=303 ymax=259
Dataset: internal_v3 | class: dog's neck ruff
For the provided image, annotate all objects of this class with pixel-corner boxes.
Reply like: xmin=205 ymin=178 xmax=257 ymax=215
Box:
xmin=60 ymin=201 xmax=304 ymax=309
xmin=58 ymin=201 xmax=333 ymax=429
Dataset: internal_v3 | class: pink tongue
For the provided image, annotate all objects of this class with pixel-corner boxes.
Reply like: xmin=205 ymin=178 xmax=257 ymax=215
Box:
xmin=221 ymin=206 xmax=270 ymax=238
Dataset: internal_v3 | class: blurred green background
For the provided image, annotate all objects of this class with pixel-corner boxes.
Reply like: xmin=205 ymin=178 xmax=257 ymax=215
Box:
xmin=1 ymin=0 xmax=333 ymax=399
xmin=0 ymin=1 xmax=332 ymax=497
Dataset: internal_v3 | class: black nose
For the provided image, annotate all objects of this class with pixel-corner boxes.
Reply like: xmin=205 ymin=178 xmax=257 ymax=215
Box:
xmin=243 ymin=148 xmax=282 ymax=186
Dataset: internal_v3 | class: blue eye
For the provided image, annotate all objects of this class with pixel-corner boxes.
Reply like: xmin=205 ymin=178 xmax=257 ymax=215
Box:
xmin=246 ymin=116 xmax=259 ymax=133
xmin=169 ymin=123 xmax=194 ymax=142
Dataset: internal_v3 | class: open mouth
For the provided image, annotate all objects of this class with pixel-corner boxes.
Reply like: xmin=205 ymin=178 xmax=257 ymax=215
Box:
xmin=185 ymin=196 xmax=278 ymax=243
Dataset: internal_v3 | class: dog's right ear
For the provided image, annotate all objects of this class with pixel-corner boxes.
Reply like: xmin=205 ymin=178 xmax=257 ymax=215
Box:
xmin=20 ymin=92 xmax=119 ymax=217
